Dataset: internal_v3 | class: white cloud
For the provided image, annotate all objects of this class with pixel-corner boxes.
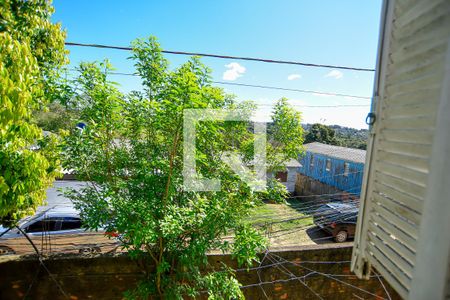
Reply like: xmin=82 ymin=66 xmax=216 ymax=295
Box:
xmin=324 ymin=70 xmax=344 ymax=79
xmin=222 ymin=62 xmax=246 ymax=81
xmin=287 ymin=74 xmax=301 ymax=80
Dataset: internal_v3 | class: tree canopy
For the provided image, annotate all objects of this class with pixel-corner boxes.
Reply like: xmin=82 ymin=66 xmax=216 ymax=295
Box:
xmin=303 ymin=123 xmax=368 ymax=150
xmin=63 ymin=37 xmax=304 ymax=299
xmin=304 ymin=123 xmax=339 ymax=145
xmin=0 ymin=0 xmax=67 ymax=225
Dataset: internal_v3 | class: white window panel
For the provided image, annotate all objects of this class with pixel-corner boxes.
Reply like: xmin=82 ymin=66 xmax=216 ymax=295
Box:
xmin=351 ymin=0 xmax=450 ymax=299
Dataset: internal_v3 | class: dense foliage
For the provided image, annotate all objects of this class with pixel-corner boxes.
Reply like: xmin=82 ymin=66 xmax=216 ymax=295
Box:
xmin=303 ymin=123 xmax=368 ymax=150
xmin=0 ymin=0 xmax=67 ymax=225
xmin=63 ymin=37 xmax=304 ymax=299
xmin=257 ymin=178 xmax=289 ymax=204
xmin=330 ymin=125 xmax=368 ymax=150
xmin=34 ymin=102 xmax=80 ymax=132
xmin=304 ymin=123 xmax=339 ymax=146
xmin=268 ymin=97 xmax=304 ymax=171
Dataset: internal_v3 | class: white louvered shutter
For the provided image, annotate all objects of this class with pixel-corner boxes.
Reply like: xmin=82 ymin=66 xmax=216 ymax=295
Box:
xmin=351 ymin=0 xmax=450 ymax=299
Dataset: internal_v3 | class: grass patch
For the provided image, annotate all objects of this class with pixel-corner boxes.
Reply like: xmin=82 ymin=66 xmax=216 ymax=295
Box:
xmin=246 ymin=199 xmax=314 ymax=232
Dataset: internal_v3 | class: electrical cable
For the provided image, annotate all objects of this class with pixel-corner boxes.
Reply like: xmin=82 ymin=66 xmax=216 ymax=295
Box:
xmin=66 ymin=68 xmax=371 ymax=102
xmin=65 ymin=42 xmax=375 ymax=72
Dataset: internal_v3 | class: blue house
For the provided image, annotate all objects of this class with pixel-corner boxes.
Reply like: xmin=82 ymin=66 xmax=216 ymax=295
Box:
xmin=297 ymin=142 xmax=366 ymax=197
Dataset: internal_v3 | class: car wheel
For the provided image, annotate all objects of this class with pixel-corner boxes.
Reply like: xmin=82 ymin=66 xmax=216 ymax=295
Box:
xmin=334 ymin=230 xmax=348 ymax=243
xmin=0 ymin=246 xmax=16 ymax=255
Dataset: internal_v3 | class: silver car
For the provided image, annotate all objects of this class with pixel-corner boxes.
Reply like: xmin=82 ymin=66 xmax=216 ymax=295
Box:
xmin=0 ymin=211 xmax=119 ymax=256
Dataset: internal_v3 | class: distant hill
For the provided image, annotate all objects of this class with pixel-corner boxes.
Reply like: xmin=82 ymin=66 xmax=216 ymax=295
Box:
xmin=302 ymin=124 xmax=369 ymax=150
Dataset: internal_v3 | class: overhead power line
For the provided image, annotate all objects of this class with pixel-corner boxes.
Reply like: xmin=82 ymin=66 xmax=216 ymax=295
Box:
xmin=65 ymin=42 xmax=375 ymax=72
xmin=214 ymin=81 xmax=371 ymax=100
xmin=257 ymin=104 xmax=369 ymax=108
xmin=67 ymin=69 xmax=371 ymax=101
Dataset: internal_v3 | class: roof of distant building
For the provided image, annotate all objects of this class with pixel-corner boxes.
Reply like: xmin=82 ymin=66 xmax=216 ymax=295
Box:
xmin=285 ymin=158 xmax=301 ymax=168
xmin=247 ymin=157 xmax=301 ymax=168
xmin=304 ymin=142 xmax=366 ymax=164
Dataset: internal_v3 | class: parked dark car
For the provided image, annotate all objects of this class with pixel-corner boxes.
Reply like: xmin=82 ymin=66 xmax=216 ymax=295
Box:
xmin=313 ymin=202 xmax=358 ymax=243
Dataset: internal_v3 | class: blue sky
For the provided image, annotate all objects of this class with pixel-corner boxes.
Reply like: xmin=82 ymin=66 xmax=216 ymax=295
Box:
xmin=53 ymin=1 xmax=382 ymax=129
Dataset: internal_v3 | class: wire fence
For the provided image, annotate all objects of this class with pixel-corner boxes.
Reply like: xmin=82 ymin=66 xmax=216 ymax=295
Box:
xmin=1 ymin=195 xmax=361 ymax=254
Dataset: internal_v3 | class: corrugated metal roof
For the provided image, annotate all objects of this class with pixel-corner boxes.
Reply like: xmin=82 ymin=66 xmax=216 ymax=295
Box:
xmin=304 ymin=142 xmax=366 ymax=164
xmin=247 ymin=156 xmax=301 ymax=167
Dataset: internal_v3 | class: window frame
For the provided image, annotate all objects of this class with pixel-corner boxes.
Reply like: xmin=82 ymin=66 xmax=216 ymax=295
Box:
xmin=325 ymin=158 xmax=331 ymax=172
xmin=343 ymin=162 xmax=350 ymax=177
xmin=25 ymin=217 xmax=59 ymax=233
xmin=60 ymin=217 xmax=83 ymax=231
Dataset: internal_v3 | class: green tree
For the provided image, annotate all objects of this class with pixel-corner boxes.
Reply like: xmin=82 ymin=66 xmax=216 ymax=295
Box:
xmin=269 ymin=97 xmax=304 ymax=170
xmin=257 ymin=178 xmax=289 ymax=204
xmin=0 ymin=0 xmax=67 ymax=225
xmin=63 ymin=37 xmax=304 ymax=299
xmin=263 ymin=98 xmax=304 ymax=204
xmin=304 ymin=123 xmax=339 ymax=145
xmin=34 ymin=101 xmax=80 ymax=132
